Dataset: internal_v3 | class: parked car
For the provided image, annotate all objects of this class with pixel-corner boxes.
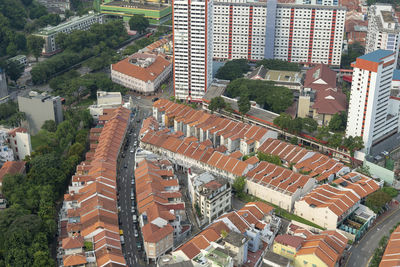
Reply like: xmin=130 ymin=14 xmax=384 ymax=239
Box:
xmin=132 ymin=214 xmax=137 ymax=223
xmin=131 ymin=206 xmax=135 ymax=213
xmin=134 ymin=229 xmax=138 ymax=237
xmin=152 ymin=97 xmax=159 ymax=102
xmin=136 ymin=241 xmax=142 ymax=251
xmin=130 ymin=149 xmax=134 ymax=153
xmin=131 ymin=192 xmax=134 ymax=200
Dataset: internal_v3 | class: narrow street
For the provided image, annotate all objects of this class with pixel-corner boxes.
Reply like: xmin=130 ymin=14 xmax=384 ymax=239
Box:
xmin=117 ymin=106 xmax=153 ymax=267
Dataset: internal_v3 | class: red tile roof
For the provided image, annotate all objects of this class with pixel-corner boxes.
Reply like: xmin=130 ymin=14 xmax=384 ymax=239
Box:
xmin=63 ymin=254 xmax=87 ymax=266
xmin=312 ymin=87 xmax=347 ymax=115
xmin=62 ymin=235 xmax=84 ymax=250
xmin=380 ymin=225 xmax=400 ymax=267
xmin=296 ymin=230 xmax=347 ymax=267
xmin=275 ymin=234 xmax=304 ymax=249
xmin=142 ymin=223 xmax=173 ymax=243
xmin=0 ymin=161 xmax=25 ymax=184
xmin=111 ymin=53 xmax=171 ymax=82
xmin=300 ymin=184 xmax=360 ymax=217
xmin=304 ymin=64 xmax=337 ymax=91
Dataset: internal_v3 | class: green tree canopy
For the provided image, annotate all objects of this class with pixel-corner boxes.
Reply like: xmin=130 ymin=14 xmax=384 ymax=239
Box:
xmin=328 ymin=111 xmax=347 ymax=132
xmin=238 ymin=92 xmax=251 ymax=116
xmin=341 ymin=42 xmax=365 ymax=69
xmin=366 ymin=190 xmax=392 ymax=213
xmin=257 ymin=151 xmax=281 ymax=165
xmin=343 ymin=135 xmax=364 ymax=157
xmin=209 ymin=96 xmax=226 ymax=113
xmin=232 ymin=176 xmax=246 ymax=194
xmin=27 ymin=35 xmax=45 ymax=61
xmin=41 ymin=120 xmax=57 ymax=132
xmin=215 ymin=59 xmax=250 ymax=81
xmin=129 ymin=14 xmax=149 ymax=33
xmin=256 ymin=59 xmax=300 ymax=71
xmin=5 ymin=60 xmax=24 ymax=83
xmin=226 ymin=78 xmax=293 ymax=113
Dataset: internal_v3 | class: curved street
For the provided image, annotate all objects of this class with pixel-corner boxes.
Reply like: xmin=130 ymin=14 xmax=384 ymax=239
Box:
xmin=345 ymin=205 xmax=400 ymax=267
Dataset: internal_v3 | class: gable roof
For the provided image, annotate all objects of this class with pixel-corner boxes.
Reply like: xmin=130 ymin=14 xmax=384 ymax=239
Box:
xmin=0 ymin=161 xmax=25 ymax=183
xmin=304 ymin=64 xmax=337 ymax=91
xmin=296 ymin=230 xmax=347 ymax=267
xmin=380 ymin=225 xmax=400 ymax=267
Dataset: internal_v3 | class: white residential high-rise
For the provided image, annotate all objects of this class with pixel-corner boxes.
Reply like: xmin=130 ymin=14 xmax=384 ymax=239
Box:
xmin=212 ymin=0 xmax=346 ymax=66
xmin=365 ymin=4 xmax=400 ymax=62
xmin=173 ymin=0 xmax=213 ymax=102
xmin=346 ymin=50 xmax=399 ymax=154
xmin=295 ymin=0 xmax=338 ymax=5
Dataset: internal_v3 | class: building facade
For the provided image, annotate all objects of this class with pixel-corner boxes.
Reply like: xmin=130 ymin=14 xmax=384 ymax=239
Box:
xmin=18 ymin=92 xmax=63 ymax=134
xmin=212 ymin=0 xmax=346 ymax=66
xmin=365 ymin=4 xmax=400 ymax=63
xmin=173 ymin=0 xmax=213 ymax=101
xmin=34 ymin=13 xmax=104 ymax=55
xmin=111 ymin=53 xmax=172 ymax=95
xmin=346 ymin=50 xmax=398 ymax=154
xmin=0 ymin=68 xmax=7 ymax=99
xmin=187 ymin=171 xmax=232 ymax=225
xmin=7 ymin=128 xmax=32 ymax=161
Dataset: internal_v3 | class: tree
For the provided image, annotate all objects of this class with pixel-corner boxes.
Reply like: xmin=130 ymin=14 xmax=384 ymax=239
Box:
xmin=232 ymin=176 xmax=246 ymax=195
xmin=366 ymin=190 xmax=392 ymax=213
xmin=27 ymin=35 xmax=45 ymax=61
xmin=129 ymin=15 xmax=149 ymax=33
xmin=5 ymin=60 xmax=24 ymax=83
xmin=257 ymin=151 xmax=281 ymax=165
xmin=382 ymin=187 xmax=398 ymax=198
xmin=41 ymin=120 xmax=57 ymax=132
xmin=341 ymin=42 xmax=365 ymax=69
xmin=343 ymin=135 xmax=364 ymax=157
xmin=32 ymin=251 xmax=55 ymax=267
xmin=68 ymin=142 xmax=85 ymax=158
xmin=215 ymin=59 xmax=250 ymax=81
xmin=302 ymin=117 xmax=318 ymax=133
xmin=225 ymin=78 xmax=293 ymax=113
xmin=289 ymin=136 xmax=298 ymax=145
xmin=209 ymin=96 xmax=226 ymax=113
xmin=327 ymin=133 xmax=343 ymax=149
xmin=328 ymin=111 xmax=347 ymax=132
xmin=238 ymin=93 xmax=250 ymax=116
xmin=316 ymin=126 xmax=330 ymax=140
xmin=256 ymin=59 xmax=300 ymax=71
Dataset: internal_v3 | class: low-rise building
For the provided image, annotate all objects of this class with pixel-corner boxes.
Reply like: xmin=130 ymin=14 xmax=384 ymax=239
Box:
xmin=36 ymin=0 xmax=70 ymax=13
xmin=245 ymin=161 xmax=316 ymax=211
xmin=273 ymin=234 xmax=304 ymax=261
xmin=18 ymin=91 xmax=63 ymax=134
xmin=8 ymin=55 xmax=27 ymax=67
xmin=88 ymin=91 xmax=126 ymax=120
xmin=0 ymin=129 xmax=13 ymax=165
xmin=0 ymin=68 xmax=8 ymax=100
xmin=380 ymin=224 xmax=400 ymax=266
xmin=0 ymin=161 xmax=26 ymax=187
xmin=135 ymin=159 xmax=190 ymax=263
xmin=58 ymin=107 xmax=130 ymax=267
xmin=165 ymin=201 xmax=279 ymax=267
xmin=187 ymin=170 xmax=231 ymax=225
xmin=297 ymin=64 xmax=347 ymax=126
xmin=7 ymin=127 xmax=32 ymax=161
xmin=263 ymin=251 xmax=291 ymax=267
xmin=33 ymin=13 xmax=104 ymax=55
xmin=294 ymin=173 xmax=380 ymax=230
xmin=248 ymin=65 xmax=303 ymax=91
xmin=111 ymin=53 xmax=172 ymax=95
xmin=294 ymin=230 xmax=347 ymax=267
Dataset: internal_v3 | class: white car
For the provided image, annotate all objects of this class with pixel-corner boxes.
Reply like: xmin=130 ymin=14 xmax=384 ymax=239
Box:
xmin=134 ymin=229 xmax=138 ymax=237
xmin=130 ymin=150 xmax=134 ymax=153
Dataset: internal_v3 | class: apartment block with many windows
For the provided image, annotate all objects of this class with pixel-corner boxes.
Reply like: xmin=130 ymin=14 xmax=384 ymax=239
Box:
xmin=173 ymin=0 xmax=213 ymax=101
xmin=365 ymin=4 xmax=400 ymax=63
xmin=346 ymin=50 xmax=399 ymax=155
xmin=212 ymin=0 xmax=346 ymax=66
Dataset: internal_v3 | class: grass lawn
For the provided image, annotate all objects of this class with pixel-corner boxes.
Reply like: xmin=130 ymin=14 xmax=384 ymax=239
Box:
xmin=31 ymin=134 xmax=47 ymax=151
xmin=238 ymin=193 xmax=324 ymax=230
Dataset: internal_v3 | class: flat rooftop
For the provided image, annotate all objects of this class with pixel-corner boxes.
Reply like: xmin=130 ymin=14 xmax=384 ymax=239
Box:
xmin=266 ymin=70 xmax=301 ymax=83
xmin=381 ymin=10 xmax=395 ymax=23
xmin=35 ymin=13 xmax=102 ymax=35
xmin=203 ymin=80 xmax=230 ymax=102
xmin=222 ymin=96 xmax=279 ymax=124
xmin=102 ymin=1 xmax=169 ymax=10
